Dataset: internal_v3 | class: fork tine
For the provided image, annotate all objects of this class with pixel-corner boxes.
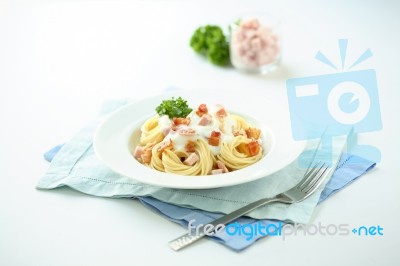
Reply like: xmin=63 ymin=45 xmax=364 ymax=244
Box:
xmin=302 ymin=165 xmax=330 ymax=194
xmin=300 ymin=162 xmax=326 ymax=190
xmin=297 ymin=162 xmax=323 ymax=189
xmin=302 ymin=161 xmax=321 ymax=178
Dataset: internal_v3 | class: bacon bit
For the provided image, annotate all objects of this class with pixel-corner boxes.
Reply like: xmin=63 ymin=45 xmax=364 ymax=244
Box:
xmin=196 ymin=103 xmax=208 ymax=117
xmin=211 ymin=131 xmax=221 ymax=137
xmin=198 ymin=114 xmax=212 ymax=126
xmin=208 ymin=137 xmax=220 ymax=146
xmin=208 ymin=131 xmax=221 ymax=146
xmin=199 ymin=103 xmax=208 ymax=113
xmin=237 ymin=140 xmax=260 ymax=156
xmin=211 ymin=169 xmax=223 ymax=175
xmin=157 ymin=138 xmax=172 ymax=152
xmin=216 ymin=160 xmax=229 ymax=173
xmin=177 ymin=127 xmax=196 ymax=136
xmin=233 ymin=129 xmax=246 ymax=137
xmin=133 ymin=146 xmax=145 ymax=159
xmin=247 ymin=140 xmax=260 ymax=156
xmin=245 ymin=127 xmax=261 ymax=140
xmin=173 ymin=117 xmax=191 ymax=126
xmin=183 ymin=153 xmax=199 ymax=166
xmin=215 ymin=104 xmax=227 ymax=118
xmin=185 ymin=141 xmax=196 ymax=152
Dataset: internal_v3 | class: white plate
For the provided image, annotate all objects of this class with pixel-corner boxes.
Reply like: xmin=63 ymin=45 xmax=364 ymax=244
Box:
xmin=93 ymin=90 xmax=306 ymax=189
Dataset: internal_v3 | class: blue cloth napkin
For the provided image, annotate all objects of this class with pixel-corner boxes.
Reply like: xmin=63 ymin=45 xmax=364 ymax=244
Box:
xmin=44 ymin=145 xmax=375 ymax=251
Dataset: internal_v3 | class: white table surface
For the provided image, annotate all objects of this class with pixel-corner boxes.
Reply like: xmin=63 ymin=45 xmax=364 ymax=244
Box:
xmin=1 ymin=0 xmax=399 ymax=265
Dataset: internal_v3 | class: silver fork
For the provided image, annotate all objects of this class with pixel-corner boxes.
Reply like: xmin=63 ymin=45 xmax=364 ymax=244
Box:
xmin=169 ymin=162 xmax=331 ymax=251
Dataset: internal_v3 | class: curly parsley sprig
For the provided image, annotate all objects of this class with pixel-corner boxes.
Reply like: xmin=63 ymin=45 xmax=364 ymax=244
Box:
xmin=155 ymin=97 xmax=193 ymax=119
xmin=190 ymin=25 xmax=230 ymax=66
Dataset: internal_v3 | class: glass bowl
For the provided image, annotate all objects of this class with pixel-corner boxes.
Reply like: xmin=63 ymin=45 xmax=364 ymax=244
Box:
xmin=229 ymin=13 xmax=281 ymax=74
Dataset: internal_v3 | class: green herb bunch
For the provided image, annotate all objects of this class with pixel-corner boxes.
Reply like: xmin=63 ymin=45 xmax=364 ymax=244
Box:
xmin=190 ymin=25 xmax=230 ymax=66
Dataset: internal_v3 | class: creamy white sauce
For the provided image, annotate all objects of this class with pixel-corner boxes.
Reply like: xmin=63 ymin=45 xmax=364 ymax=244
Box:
xmin=161 ymin=105 xmax=237 ymax=155
xmin=168 ymin=131 xmax=198 ymax=151
xmin=158 ymin=115 xmax=172 ymax=133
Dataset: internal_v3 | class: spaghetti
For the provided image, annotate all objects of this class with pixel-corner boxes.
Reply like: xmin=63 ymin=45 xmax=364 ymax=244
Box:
xmin=133 ymin=102 xmax=264 ymax=176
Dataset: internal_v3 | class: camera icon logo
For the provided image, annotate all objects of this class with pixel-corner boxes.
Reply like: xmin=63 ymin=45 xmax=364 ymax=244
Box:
xmin=327 ymin=80 xmax=370 ymax=125
xmin=286 ymin=39 xmax=382 ymax=163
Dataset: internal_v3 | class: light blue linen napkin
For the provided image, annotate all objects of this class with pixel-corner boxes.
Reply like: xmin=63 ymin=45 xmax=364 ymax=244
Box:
xmin=38 ymin=99 xmax=376 ymax=251
xmin=43 ymin=147 xmax=375 ymax=251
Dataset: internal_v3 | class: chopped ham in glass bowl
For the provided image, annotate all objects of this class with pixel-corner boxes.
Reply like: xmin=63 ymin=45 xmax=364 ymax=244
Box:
xmin=230 ymin=13 xmax=281 ymax=74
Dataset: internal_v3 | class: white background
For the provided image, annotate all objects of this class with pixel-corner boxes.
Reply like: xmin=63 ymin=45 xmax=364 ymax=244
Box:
xmin=1 ymin=0 xmax=399 ymax=265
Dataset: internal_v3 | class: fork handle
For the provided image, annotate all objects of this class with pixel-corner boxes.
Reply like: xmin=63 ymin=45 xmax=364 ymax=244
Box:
xmin=168 ymin=197 xmax=281 ymax=251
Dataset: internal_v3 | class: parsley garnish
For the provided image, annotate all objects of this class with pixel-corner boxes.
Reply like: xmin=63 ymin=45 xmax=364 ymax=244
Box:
xmin=155 ymin=97 xmax=193 ymax=119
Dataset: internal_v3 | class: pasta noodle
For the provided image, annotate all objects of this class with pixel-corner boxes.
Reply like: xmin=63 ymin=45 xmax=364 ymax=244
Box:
xmin=133 ymin=102 xmax=264 ymax=176
xmin=140 ymin=116 xmax=164 ymax=145
xmin=230 ymin=114 xmax=250 ymax=131
xmin=160 ymin=139 xmax=215 ymax=175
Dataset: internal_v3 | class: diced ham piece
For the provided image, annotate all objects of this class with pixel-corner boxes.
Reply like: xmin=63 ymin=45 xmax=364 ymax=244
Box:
xmin=183 ymin=153 xmax=199 ymax=166
xmin=215 ymin=104 xmax=227 ymax=118
xmin=231 ymin=18 xmax=280 ymax=68
xmin=140 ymin=148 xmax=152 ymax=163
xmin=216 ymin=160 xmax=229 ymax=173
xmin=157 ymin=138 xmax=172 ymax=152
xmin=245 ymin=127 xmax=261 ymax=140
xmin=208 ymin=131 xmax=221 ymax=146
xmin=196 ymin=104 xmax=208 ymax=117
xmin=138 ymin=142 xmax=155 ymax=163
xmin=198 ymin=114 xmax=212 ymax=126
xmin=242 ymin=18 xmax=260 ymax=29
xmin=185 ymin=141 xmax=196 ymax=152
xmin=173 ymin=117 xmax=191 ymax=126
xmin=177 ymin=127 xmax=196 ymax=136
xmin=162 ymin=126 xmax=172 ymax=136
xmin=211 ymin=169 xmax=223 ymax=175
xmin=133 ymin=146 xmax=144 ymax=159
xmin=233 ymin=129 xmax=246 ymax=137
xmin=247 ymin=140 xmax=260 ymax=156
